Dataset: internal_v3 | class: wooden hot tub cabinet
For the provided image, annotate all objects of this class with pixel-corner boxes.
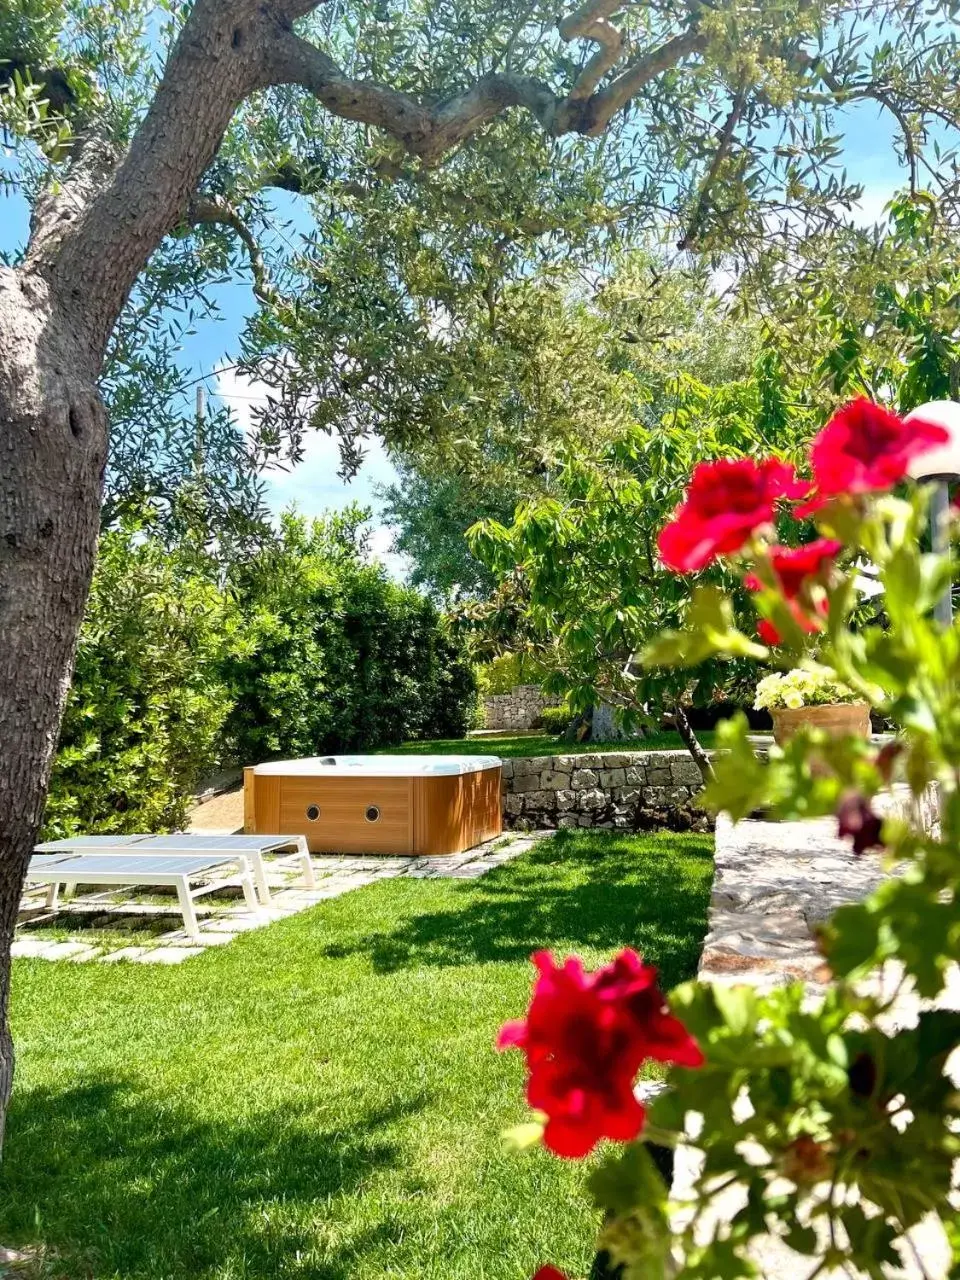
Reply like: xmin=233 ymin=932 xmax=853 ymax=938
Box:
xmin=243 ymin=756 xmax=502 ymax=856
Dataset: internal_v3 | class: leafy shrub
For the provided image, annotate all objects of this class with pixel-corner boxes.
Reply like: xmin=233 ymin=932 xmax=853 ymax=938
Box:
xmin=475 ymin=652 xmax=548 ymax=696
xmin=43 ymin=509 xmax=477 ymax=835
xmin=222 ymin=510 xmax=476 ymax=762
xmin=538 ymin=704 xmax=572 ymax=734
xmin=44 ymin=524 xmax=234 ymax=838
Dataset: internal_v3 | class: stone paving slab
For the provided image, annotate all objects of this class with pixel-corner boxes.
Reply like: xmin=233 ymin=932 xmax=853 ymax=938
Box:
xmin=13 ymin=829 xmax=553 ymax=964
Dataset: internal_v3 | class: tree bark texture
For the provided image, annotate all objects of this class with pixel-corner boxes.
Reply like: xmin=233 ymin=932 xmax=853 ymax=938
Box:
xmin=0 ymin=268 xmax=108 ymax=1143
xmin=672 ymin=701 xmax=715 ymax=785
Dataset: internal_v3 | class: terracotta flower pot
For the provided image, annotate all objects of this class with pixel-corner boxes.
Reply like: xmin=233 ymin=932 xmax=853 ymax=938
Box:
xmin=769 ymin=702 xmax=871 ymax=747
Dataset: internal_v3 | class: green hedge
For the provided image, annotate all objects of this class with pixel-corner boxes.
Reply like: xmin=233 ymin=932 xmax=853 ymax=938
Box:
xmin=44 ymin=528 xmax=234 ymax=839
xmin=223 ymin=513 xmax=476 ymax=762
xmin=43 ymin=511 xmax=476 ymax=837
xmin=538 ymin=704 xmax=572 ymax=734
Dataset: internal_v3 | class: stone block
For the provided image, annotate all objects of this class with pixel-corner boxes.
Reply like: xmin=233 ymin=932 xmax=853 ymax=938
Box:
xmin=523 ymin=790 xmax=554 ymax=811
xmin=503 ymin=793 xmax=525 ymax=817
xmin=578 ymin=814 xmax=594 ymax=826
xmin=511 ymin=774 xmax=542 ymax=793
xmin=555 ymin=789 xmax=578 ymax=811
xmin=615 ymin=788 xmax=642 ymax=806
xmin=557 ymin=815 xmax=579 ymax=828
xmin=571 ymin=768 xmax=599 ymax=789
xmin=500 ymin=759 xmax=515 ymax=779
xmin=644 ymin=785 xmax=692 ymax=806
xmin=623 ymin=766 xmax=645 ymax=785
xmin=540 ymin=769 xmax=573 ymax=788
xmin=648 ymin=767 xmax=673 ymax=785
xmin=670 ymin=758 xmax=705 ymax=787
xmin=511 ymin=757 xmax=538 ymax=778
xmin=577 ymin=788 xmax=607 ymax=812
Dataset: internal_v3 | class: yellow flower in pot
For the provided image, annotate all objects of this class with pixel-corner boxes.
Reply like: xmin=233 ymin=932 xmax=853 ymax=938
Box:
xmin=754 ymin=668 xmax=870 ymax=746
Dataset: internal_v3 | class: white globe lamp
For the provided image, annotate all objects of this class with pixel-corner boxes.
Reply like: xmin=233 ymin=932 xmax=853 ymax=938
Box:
xmin=904 ymin=400 xmax=960 ymax=625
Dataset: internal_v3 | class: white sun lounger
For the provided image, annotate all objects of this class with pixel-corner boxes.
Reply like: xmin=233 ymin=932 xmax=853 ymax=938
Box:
xmin=24 ymin=853 xmax=260 ymax=942
xmin=34 ymin=834 xmax=315 ymax=907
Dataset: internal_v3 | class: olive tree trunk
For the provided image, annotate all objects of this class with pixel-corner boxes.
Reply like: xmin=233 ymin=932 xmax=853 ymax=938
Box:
xmin=0 ymin=271 xmax=108 ymax=1141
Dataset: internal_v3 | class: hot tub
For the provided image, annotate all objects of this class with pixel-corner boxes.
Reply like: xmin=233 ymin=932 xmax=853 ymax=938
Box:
xmin=243 ymin=755 xmax=503 ymax=856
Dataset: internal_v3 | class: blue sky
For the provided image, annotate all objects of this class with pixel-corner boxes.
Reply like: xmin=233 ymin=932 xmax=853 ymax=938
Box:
xmin=1 ymin=98 xmax=911 ymax=574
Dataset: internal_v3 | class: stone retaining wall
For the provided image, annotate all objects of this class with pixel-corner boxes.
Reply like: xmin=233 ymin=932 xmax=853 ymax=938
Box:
xmin=482 ymin=683 xmax=561 ymax=731
xmin=501 ymin=750 xmax=710 ymax=833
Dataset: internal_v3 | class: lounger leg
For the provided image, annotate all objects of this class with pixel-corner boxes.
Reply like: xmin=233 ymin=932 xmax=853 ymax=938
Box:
xmin=295 ymin=836 xmax=316 ymax=888
xmin=240 ymin=871 xmax=259 ymax=914
xmin=251 ymin=853 xmax=271 ymax=906
xmin=175 ymin=878 xmax=201 ymax=942
xmin=300 ymin=851 xmax=317 ymax=889
xmin=46 ymin=882 xmax=60 ymax=910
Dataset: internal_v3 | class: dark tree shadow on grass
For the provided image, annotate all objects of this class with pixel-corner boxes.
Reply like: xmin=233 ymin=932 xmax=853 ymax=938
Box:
xmin=323 ymin=830 xmax=714 ymax=990
xmin=0 ymin=1079 xmax=429 ymax=1279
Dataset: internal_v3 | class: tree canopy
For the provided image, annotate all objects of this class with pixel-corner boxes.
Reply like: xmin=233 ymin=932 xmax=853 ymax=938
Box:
xmin=6 ymin=0 xmax=960 ymax=482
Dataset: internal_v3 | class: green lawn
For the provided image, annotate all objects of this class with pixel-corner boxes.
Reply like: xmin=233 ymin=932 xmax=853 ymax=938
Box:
xmin=384 ymin=730 xmax=717 ymax=758
xmin=1 ymin=830 xmax=713 ymax=1280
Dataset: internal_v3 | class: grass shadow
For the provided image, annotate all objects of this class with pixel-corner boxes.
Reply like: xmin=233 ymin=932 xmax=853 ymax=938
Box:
xmin=0 ymin=1078 xmax=429 ymax=1279
xmin=323 ymin=829 xmax=714 ymax=990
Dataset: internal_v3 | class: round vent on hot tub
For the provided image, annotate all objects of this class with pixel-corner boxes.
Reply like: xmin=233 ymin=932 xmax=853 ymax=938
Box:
xmin=365 ymin=805 xmax=381 ymax=823
xmin=305 ymin=804 xmax=321 ymax=822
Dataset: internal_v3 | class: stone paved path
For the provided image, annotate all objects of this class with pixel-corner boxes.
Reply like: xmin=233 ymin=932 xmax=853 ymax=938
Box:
xmin=14 ymin=829 xmax=553 ymax=965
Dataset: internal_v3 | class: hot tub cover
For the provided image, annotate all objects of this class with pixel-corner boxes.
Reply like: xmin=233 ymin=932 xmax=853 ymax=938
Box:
xmin=252 ymin=754 xmax=502 ymax=777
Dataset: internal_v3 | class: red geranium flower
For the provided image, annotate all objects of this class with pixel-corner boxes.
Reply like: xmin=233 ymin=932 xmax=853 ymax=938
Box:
xmin=744 ymin=539 xmax=843 ymax=599
xmin=746 ymin=539 xmax=841 ymax=644
xmin=498 ymin=949 xmax=703 ymax=1159
xmin=756 ymin=603 xmax=826 ymax=647
xmin=658 ymin=457 xmax=808 ymax=573
xmin=836 ymin=792 xmax=885 ymax=856
xmin=533 ymin=1269 xmax=569 ymax=1280
xmin=803 ymin=398 xmax=948 ymax=509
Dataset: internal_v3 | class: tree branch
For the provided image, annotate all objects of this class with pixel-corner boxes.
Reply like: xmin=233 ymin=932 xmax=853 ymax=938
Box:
xmin=582 ymin=28 xmax=705 ymax=134
xmin=558 ymin=0 xmax=624 ymax=102
xmin=24 ymin=0 xmax=704 ymax=359
xmin=677 ymin=86 xmax=747 ymax=250
xmin=260 ymin=34 xmax=561 ymax=160
xmin=29 ymin=0 xmax=271 ymax=360
xmin=188 ymin=195 xmax=276 ymax=304
xmin=261 ymin=16 xmax=705 ymax=157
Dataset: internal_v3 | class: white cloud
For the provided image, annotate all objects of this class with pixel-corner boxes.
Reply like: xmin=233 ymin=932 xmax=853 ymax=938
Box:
xmin=212 ymin=362 xmax=407 ymax=579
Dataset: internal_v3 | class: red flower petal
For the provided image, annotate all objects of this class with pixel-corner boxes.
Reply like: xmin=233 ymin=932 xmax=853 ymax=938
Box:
xmin=757 ymin=618 xmax=782 ymax=646
xmin=533 ymin=1268 xmax=570 ymax=1280
xmin=658 ymin=458 xmax=809 ymax=574
xmin=809 ymin=398 xmax=948 ymax=499
xmin=744 ymin=539 xmax=842 ymax=599
xmin=499 ymin=949 xmax=703 ymax=1159
xmin=496 ymin=1020 xmax=527 ymax=1050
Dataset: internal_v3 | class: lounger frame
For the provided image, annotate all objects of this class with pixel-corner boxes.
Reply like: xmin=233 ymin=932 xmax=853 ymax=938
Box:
xmin=25 ymin=853 xmax=259 ymax=942
xmin=34 ymin=834 xmax=316 ymax=907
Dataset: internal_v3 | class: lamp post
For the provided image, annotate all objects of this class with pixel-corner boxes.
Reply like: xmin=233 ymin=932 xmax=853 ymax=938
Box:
xmin=904 ymin=400 xmax=960 ymax=627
